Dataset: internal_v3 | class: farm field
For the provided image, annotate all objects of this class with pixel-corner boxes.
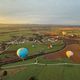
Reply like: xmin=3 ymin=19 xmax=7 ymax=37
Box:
xmin=2 ymin=64 xmax=80 ymax=80
xmin=0 ymin=25 xmax=80 ymax=80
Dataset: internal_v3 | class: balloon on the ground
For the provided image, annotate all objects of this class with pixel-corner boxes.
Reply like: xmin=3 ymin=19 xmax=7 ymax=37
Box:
xmin=48 ymin=44 xmax=53 ymax=49
xmin=17 ymin=48 xmax=29 ymax=59
xmin=66 ymin=51 xmax=74 ymax=58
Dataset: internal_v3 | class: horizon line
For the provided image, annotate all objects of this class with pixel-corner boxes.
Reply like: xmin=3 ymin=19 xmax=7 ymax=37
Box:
xmin=0 ymin=23 xmax=80 ymax=26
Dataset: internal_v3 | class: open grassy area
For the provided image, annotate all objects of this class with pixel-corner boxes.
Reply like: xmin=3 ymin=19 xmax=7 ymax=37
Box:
xmin=0 ymin=26 xmax=80 ymax=42
xmin=1 ymin=64 xmax=80 ymax=80
xmin=0 ymin=40 xmax=64 ymax=67
xmin=7 ymin=40 xmax=64 ymax=54
xmin=0 ymin=40 xmax=65 ymax=68
xmin=0 ymin=26 xmax=34 ymax=42
xmin=0 ymin=26 xmax=80 ymax=80
xmin=0 ymin=35 xmax=11 ymax=42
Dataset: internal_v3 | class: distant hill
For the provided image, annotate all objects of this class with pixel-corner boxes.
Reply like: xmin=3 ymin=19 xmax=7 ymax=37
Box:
xmin=0 ymin=24 xmax=80 ymax=29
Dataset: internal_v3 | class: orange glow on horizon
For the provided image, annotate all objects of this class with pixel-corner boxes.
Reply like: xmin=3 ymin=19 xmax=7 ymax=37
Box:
xmin=0 ymin=17 xmax=33 ymax=24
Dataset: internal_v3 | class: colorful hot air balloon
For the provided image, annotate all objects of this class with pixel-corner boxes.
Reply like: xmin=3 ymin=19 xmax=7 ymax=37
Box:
xmin=66 ymin=51 xmax=74 ymax=58
xmin=17 ymin=48 xmax=29 ymax=59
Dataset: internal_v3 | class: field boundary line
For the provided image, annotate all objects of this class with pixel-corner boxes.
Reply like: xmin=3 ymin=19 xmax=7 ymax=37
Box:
xmin=37 ymin=63 xmax=80 ymax=66
xmin=1 ymin=63 xmax=35 ymax=69
xmin=2 ymin=62 xmax=80 ymax=69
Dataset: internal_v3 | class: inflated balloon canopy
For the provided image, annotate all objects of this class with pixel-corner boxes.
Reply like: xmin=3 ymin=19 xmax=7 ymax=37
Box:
xmin=66 ymin=51 xmax=74 ymax=58
xmin=62 ymin=31 xmax=67 ymax=36
xmin=17 ymin=48 xmax=29 ymax=59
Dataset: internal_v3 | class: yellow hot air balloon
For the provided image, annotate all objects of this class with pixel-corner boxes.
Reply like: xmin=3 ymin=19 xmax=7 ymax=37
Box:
xmin=62 ymin=31 xmax=66 ymax=36
xmin=66 ymin=51 xmax=74 ymax=58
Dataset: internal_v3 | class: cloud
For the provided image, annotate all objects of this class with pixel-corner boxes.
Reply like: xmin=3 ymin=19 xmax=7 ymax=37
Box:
xmin=0 ymin=0 xmax=80 ymax=25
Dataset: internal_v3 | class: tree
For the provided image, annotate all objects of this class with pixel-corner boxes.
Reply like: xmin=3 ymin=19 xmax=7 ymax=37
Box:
xmin=28 ymin=76 xmax=38 ymax=80
xmin=0 ymin=70 xmax=7 ymax=80
xmin=2 ymin=71 xmax=7 ymax=77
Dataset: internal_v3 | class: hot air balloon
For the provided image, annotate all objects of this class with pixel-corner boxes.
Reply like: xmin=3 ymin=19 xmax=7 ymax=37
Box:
xmin=48 ymin=44 xmax=53 ymax=49
xmin=62 ymin=31 xmax=66 ymax=36
xmin=17 ymin=48 xmax=29 ymax=59
xmin=66 ymin=51 xmax=74 ymax=58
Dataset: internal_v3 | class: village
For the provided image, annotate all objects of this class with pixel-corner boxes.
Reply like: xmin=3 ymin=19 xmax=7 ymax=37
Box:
xmin=0 ymin=31 xmax=80 ymax=51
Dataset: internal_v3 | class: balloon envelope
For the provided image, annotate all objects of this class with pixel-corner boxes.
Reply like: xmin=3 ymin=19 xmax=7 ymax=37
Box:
xmin=62 ymin=31 xmax=66 ymax=36
xmin=17 ymin=48 xmax=29 ymax=59
xmin=66 ymin=51 xmax=74 ymax=58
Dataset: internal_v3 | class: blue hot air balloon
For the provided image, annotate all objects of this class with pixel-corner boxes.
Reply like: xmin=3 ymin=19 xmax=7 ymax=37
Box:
xmin=17 ymin=48 xmax=29 ymax=59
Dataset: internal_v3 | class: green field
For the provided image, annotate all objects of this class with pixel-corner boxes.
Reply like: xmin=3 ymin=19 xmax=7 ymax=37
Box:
xmin=0 ymin=39 xmax=64 ymax=59
xmin=7 ymin=40 xmax=64 ymax=53
xmin=0 ymin=26 xmax=80 ymax=80
xmin=1 ymin=64 xmax=80 ymax=80
xmin=0 ymin=26 xmax=80 ymax=42
xmin=0 ymin=40 xmax=77 ymax=80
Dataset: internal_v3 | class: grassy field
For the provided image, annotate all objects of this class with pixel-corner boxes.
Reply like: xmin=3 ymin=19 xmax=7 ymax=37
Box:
xmin=0 ymin=40 xmax=75 ymax=80
xmin=0 ymin=26 xmax=80 ymax=42
xmin=0 ymin=40 xmax=65 ymax=67
xmin=5 ymin=39 xmax=64 ymax=53
xmin=1 ymin=64 xmax=80 ymax=80
xmin=0 ymin=26 xmax=80 ymax=80
xmin=0 ymin=26 xmax=33 ymax=42
xmin=0 ymin=35 xmax=11 ymax=42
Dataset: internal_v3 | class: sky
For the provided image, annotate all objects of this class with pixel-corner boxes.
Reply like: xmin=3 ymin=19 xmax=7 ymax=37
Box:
xmin=0 ymin=0 xmax=80 ymax=25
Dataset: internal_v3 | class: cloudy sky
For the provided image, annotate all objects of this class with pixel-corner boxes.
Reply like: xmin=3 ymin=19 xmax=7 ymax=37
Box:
xmin=0 ymin=0 xmax=80 ymax=25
